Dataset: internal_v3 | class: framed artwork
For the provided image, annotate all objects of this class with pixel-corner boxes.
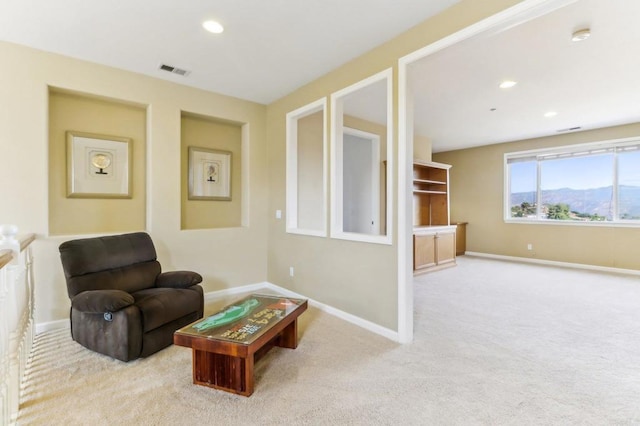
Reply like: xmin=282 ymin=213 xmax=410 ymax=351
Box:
xmin=188 ymin=146 xmax=232 ymax=200
xmin=66 ymin=131 xmax=132 ymax=198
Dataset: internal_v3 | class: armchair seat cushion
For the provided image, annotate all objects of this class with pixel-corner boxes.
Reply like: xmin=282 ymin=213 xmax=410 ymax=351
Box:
xmin=72 ymin=290 xmax=135 ymax=313
xmin=133 ymin=287 xmax=203 ymax=333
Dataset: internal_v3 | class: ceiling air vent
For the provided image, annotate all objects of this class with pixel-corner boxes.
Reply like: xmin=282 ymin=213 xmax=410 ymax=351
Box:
xmin=159 ymin=63 xmax=191 ymax=77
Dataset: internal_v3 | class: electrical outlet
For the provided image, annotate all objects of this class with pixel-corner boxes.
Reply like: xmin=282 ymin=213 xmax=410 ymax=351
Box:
xmin=289 ymin=266 xmax=294 ymax=277
xmin=276 ymin=210 xmax=282 ymax=219
xmin=527 ymin=243 xmax=533 ymax=251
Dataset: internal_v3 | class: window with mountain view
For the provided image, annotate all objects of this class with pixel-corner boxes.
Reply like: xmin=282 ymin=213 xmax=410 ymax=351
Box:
xmin=505 ymin=140 xmax=640 ymax=224
xmin=617 ymin=147 xmax=640 ymax=220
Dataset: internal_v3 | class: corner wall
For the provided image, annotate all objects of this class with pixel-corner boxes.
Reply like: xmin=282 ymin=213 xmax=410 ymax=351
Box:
xmin=0 ymin=40 xmax=268 ymax=324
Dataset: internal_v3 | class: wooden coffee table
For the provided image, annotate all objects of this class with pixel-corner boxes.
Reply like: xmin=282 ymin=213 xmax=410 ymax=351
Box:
xmin=174 ymin=294 xmax=308 ymax=396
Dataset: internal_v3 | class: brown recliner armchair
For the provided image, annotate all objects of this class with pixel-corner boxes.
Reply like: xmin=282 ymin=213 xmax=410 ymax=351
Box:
xmin=59 ymin=232 xmax=204 ymax=362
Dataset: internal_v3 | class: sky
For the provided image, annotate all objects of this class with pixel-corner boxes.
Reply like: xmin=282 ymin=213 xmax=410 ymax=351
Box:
xmin=510 ymin=151 xmax=640 ymax=193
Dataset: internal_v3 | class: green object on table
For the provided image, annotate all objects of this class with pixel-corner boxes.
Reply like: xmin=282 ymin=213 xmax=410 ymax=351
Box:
xmin=193 ymin=298 xmax=260 ymax=332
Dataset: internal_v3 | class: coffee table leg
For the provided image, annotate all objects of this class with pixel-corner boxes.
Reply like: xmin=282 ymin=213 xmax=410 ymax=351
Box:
xmin=192 ymin=349 xmax=255 ymax=396
xmin=275 ymin=319 xmax=298 ymax=349
xmin=243 ymin=355 xmax=255 ymax=396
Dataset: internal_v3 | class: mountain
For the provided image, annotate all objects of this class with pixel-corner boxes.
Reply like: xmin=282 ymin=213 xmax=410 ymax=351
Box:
xmin=511 ymin=185 xmax=640 ymax=220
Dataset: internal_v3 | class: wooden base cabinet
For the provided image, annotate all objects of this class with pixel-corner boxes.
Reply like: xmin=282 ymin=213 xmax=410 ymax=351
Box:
xmin=413 ymin=226 xmax=456 ymax=274
xmin=454 ymin=222 xmax=467 ymax=255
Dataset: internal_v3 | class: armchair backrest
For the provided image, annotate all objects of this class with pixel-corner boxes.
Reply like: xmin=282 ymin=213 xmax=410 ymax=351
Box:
xmin=59 ymin=232 xmax=161 ymax=298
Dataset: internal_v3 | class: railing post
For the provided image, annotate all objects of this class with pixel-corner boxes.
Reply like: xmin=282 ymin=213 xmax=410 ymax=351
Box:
xmin=0 ymin=225 xmax=36 ymax=425
xmin=0 ymin=225 xmax=19 ymax=265
xmin=1 ymin=263 xmax=9 ymax=426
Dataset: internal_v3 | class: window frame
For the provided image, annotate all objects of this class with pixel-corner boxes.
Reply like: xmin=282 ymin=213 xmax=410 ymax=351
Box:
xmin=330 ymin=68 xmax=393 ymax=245
xmin=504 ymin=137 xmax=640 ymax=227
xmin=285 ymin=97 xmax=328 ymax=237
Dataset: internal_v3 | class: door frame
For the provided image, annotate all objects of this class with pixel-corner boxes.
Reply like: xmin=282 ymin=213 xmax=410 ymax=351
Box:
xmin=396 ymin=0 xmax=578 ymax=343
xmin=342 ymin=126 xmax=381 ymax=235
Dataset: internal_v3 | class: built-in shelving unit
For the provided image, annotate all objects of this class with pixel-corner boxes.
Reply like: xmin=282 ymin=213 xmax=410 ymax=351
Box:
xmin=413 ymin=160 xmax=451 ymax=227
xmin=412 ymin=161 xmax=456 ymax=274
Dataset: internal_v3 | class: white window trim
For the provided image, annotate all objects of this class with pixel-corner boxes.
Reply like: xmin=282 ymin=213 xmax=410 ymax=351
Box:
xmin=285 ymin=97 xmax=328 ymax=237
xmin=504 ymin=136 xmax=640 ymax=227
xmin=330 ymin=68 xmax=393 ymax=245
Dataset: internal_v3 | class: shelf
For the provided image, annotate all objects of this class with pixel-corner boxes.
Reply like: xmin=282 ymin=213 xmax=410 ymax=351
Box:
xmin=414 ymin=190 xmax=447 ymax=195
xmin=413 ymin=178 xmax=446 ymax=185
xmin=414 ymin=225 xmax=457 ymax=233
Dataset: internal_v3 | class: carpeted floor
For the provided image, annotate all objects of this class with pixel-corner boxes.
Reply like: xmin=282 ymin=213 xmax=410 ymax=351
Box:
xmin=18 ymin=257 xmax=640 ymax=425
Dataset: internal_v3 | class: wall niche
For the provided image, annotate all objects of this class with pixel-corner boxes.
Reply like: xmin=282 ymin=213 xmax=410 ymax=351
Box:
xmin=181 ymin=112 xmax=243 ymax=230
xmin=48 ymin=88 xmax=147 ymax=235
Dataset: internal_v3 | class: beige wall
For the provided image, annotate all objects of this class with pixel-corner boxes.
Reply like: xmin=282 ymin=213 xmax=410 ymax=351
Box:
xmin=48 ymin=90 xmax=147 ymax=235
xmin=344 ymin=115 xmax=388 ymax=160
xmin=0 ymin=40 xmax=268 ymax=324
xmin=180 ymin=113 xmax=242 ymax=230
xmin=414 ymin=135 xmax=433 ymax=163
xmin=266 ymin=0 xmax=524 ymax=331
xmin=434 ymin=122 xmax=640 ymax=270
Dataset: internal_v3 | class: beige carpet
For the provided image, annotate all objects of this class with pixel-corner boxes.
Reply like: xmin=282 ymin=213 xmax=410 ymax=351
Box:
xmin=18 ymin=257 xmax=640 ymax=425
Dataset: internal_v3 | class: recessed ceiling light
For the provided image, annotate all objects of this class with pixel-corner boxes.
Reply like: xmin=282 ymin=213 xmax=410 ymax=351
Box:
xmin=203 ymin=20 xmax=224 ymax=34
xmin=499 ymin=80 xmax=517 ymax=89
xmin=544 ymin=111 xmax=557 ymax=118
xmin=571 ymin=28 xmax=591 ymax=42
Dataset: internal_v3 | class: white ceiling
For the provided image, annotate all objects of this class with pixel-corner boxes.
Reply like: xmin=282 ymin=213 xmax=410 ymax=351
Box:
xmin=0 ymin=0 xmax=460 ymax=104
xmin=4 ymin=0 xmax=637 ymax=154
xmin=410 ymin=0 xmax=640 ymax=152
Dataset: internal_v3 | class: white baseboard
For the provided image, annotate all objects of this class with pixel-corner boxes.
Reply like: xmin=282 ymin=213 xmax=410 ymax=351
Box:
xmin=203 ymin=282 xmax=399 ymax=341
xmin=36 ymin=281 xmax=400 ymax=342
xmin=203 ymin=282 xmax=269 ymax=302
xmin=36 ymin=319 xmax=69 ymax=334
xmin=465 ymin=251 xmax=640 ymax=276
xmin=261 ymin=283 xmax=400 ymax=342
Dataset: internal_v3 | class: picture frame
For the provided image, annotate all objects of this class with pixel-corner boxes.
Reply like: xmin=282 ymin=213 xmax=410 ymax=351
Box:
xmin=188 ymin=146 xmax=232 ymax=200
xmin=66 ymin=131 xmax=132 ymax=198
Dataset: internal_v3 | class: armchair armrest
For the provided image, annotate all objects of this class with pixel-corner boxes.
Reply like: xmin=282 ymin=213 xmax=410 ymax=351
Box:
xmin=155 ymin=271 xmax=203 ymax=289
xmin=71 ymin=290 xmax=134 ymax=313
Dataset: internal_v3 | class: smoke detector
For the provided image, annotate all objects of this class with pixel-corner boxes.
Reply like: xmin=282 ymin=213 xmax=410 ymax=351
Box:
xmin=571 ymin=28 xmax=591 ymax=42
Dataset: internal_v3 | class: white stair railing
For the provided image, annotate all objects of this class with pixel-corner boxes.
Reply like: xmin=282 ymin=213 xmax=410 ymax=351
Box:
xmin=0 ymin=225 xmax=36 ymax=426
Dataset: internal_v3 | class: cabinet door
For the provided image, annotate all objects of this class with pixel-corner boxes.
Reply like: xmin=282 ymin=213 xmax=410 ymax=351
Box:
xmin=435 ymin=231 xmax=456 ymax=265
xmin=414 ymin=234 xmax=436 ymax=270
